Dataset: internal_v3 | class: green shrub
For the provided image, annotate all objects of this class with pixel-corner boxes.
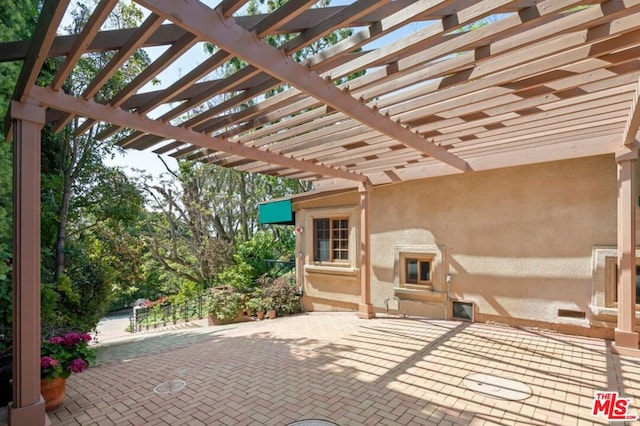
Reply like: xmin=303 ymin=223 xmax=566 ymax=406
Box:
xmin=261 ymin=273 xmax=300 ymax=317
xmin=206 ymin=291 xmax=242 ymax=322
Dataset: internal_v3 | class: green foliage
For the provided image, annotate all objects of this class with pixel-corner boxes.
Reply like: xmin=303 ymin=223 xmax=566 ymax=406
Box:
xmin=0 ymin=0 xmax=38 ymax=123
xmin=42 ymin=249 xmax=112 ymax=334
xmin=218 ymin=261 xmax=254 ymax=293
xmin=173 ymin=281 xmax=204 ymax=305
xmin=206 ymin=291 xmax=242 ymax=322
xmin=143 ymin=163 xmax=235 ymax=289
xmin=245 ymin=294 xmax=266 ymax=313
xmin=35 ymin=0 xmax=152 ymax=332
xmin=218 ymin=230 xmax=295 ymax=291
xmin=235 ymin=230 xmax=277 ymax=277
xmin=259 ymin=273 xmax=300 ymax=317
xmin=0 ymin=144 xmax=12 ymax=330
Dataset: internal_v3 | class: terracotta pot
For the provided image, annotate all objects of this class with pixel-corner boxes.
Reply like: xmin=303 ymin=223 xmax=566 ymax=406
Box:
xmin=268 ymin=309 xmax=276 ymax=320
xmin=41 ymin=377 xmax=66 ymax=412
xmin=257 ymin=311 xmax=265 ymax=320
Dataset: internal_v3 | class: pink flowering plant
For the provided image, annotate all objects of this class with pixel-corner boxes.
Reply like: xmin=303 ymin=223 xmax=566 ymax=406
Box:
xmin=41 ymin=332 xmax=96 ymax=381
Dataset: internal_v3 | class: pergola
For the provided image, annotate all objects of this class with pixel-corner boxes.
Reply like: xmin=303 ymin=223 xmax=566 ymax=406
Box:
xmin=3 ymin=0 xmax=640 ymax=423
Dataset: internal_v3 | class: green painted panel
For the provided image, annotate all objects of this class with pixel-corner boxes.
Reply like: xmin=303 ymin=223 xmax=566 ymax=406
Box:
xmin=258 ymin=199 xmax=294 ymax=225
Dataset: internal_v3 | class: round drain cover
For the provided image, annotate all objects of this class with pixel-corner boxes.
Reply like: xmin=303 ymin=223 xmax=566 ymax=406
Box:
xmin=463 ymin=373 xmax=531 ymax=401
xmin=153 ymin=380 xmax=186 ymax=395
xmin=287 ymin=421 xmax=338 ymax=426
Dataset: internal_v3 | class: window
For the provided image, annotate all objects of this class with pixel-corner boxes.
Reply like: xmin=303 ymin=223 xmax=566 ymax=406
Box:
xmin=405 ymin=258 xmax=431 ymax=285
xmin=402 ymin=255 xmax=434 ymax=290
xmin=394 ymin=246 xmax=442 ymax=295
xmin=313 ymin=217 xmax=348 ymax=262
xmin=605 ymin=257 xmax=640 ymax=307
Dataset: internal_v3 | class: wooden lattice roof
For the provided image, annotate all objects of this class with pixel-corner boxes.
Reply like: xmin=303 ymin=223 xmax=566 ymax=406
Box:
xmin=4 ymin=0 xmax=640 ymax=188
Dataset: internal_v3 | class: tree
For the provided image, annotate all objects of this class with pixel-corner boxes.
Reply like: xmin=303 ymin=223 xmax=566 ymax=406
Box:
xmin=47 ymin=1 xmax=151 ymax=283
xmin=39 ymin=1 xmax=151 ymax=332
xmin=142 ymin=162 xmax=235 ymax=290
xmin=145 ymin=0 xmax=353 ymax=291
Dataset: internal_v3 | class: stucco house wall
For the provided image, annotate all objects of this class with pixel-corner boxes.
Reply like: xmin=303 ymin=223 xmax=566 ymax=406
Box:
xmin=294 ymin=154 xmax=640 ymax=338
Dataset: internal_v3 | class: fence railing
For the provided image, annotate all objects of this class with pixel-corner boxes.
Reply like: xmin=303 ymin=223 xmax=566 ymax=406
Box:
xmin=130 ymin=294 xmax=208 ymax=334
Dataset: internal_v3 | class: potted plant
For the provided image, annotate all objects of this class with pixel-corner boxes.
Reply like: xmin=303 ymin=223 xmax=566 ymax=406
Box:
xmin=264 ymin=297 xmax=277 ymax=320
xmin=41 ymin=332 xmax=96 ymax=411
xmin=244 ymin=297 xmax=261 ymax=319
xmin=206 ymin=291 xmax=243 ymax=325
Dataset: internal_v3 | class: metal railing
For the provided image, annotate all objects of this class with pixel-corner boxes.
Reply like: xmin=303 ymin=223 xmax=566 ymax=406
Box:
xmin=129 ymin=295 xmax=207 ymax=333
xmin=130 ymin=260 xmax=297 ymax=333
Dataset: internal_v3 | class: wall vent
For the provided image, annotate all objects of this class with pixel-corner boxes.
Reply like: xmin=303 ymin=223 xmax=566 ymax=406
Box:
xmin=451 ymin=300 xmax=474 ymax=321
xmin=557 ymin=309 xmax=586 ymax=319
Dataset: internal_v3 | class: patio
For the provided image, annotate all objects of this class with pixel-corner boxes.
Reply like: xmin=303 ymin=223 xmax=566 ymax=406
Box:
xmin=46 ymin=313 xmax=639 ymax=425
xmin=5 ymin=1 xmax=640 ymax=422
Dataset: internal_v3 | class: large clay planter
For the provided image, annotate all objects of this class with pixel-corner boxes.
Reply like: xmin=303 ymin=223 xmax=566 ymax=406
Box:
xmin=41 ymin=377 xmax=66 ymax=412
xmin=267 ymin=309 xmax=276 ymax=320
xmin=257 ymin=311 xmax=265 ymax=320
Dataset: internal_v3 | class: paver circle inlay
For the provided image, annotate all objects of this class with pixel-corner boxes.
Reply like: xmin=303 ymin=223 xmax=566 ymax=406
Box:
xmin=287 ymin=420 xmax=339 ymax=426
xmin=463 ymin=373 xmax=532 ymax=401
xmin=153 ymin=379 xmax=186 ymax=395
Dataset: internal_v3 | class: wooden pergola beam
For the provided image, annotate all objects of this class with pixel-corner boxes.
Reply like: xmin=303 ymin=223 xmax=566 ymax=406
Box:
xmin=51 ymin=0 xmax=119 ymax=91
xmin=73 ymin=32 xmax=200 ymax=137
xmin=54 ymin=13 xmax=164 ymax=132
xmin=5 ymin=0 xmax=70 ymax=137
xmin=623 ymin=76 xmax=640 ymax=145
xmin=31 ymin=86 xmax=367 ymax=183
xmin=111 ymin=0 xmax=394 ymax=154
xmin=0 ymin=2 xmax=421 ymax=63
xmin=186 ymin=0 xmax=597 ymax=164
xmin=136 ymin=0 xmax=470 ymax=172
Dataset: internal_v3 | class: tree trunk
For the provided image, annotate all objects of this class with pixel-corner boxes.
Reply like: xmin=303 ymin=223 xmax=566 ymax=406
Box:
xmin=239 ymin=172 xmax=248 ymax=242
xmin=54 ymin=167 xmax=73 ymax=282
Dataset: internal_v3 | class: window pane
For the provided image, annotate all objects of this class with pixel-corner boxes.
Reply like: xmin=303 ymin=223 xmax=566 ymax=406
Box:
xmin=331 ymin=218 xmax=348 ymax=261
xmin=314 ymin=219 xmax=330 ymax=261
xmin=406 ymin=259 xmax=418 ymax=284
xmin=420 ymin=261 xmax=431 ymax=282
xmin=615 ymin=264 xmax=640 ymax=304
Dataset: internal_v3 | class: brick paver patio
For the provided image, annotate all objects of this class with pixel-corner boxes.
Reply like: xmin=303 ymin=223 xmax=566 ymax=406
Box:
xmin=48 ymin=313 xmax=640 ymax=425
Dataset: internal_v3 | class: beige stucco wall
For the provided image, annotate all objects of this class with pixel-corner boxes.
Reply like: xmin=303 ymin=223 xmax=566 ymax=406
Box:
xmin=294 ymin=192 xmax=360 ymax=312
xmin=294 ymin=154 xmax=639 ymax=334
xmin=371 ymin=155 xmax=618 ymax=327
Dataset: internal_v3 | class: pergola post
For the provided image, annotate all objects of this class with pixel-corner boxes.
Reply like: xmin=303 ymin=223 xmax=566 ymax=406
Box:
xmin=614 ymin=146 xmax=639 ymax=354
xmin=8 ymin=101 xmax=46 ymax=426
xmin=358 ymin=181 xmax=374 ymax=319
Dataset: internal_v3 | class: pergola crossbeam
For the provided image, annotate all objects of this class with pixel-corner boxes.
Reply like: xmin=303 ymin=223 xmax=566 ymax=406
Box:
xmin=136 ymin=0 xmax=470 ymax=172
xmin=186 ymin=0 xmax=611 ymax=165
xmin=30 ymin=86 xmax=366 ymax=183
xmin=4 ymin=0 xmax=70 ymax=137
xmin=50 ymin=0 xmax=119 ymax=91
xmin=0 ymin=3 xmax=423 ymax=63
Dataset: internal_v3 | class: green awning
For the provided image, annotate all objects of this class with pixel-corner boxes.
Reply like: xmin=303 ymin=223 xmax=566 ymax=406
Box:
xmin=258 ymin=199 xmax=294 ymax=225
